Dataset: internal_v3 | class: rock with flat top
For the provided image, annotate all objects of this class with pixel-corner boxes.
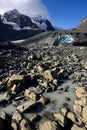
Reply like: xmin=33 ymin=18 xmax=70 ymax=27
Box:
xmin=17 ymin=101 xmax=39 ymax=113
xmin=7 ymin=74 xmax=25 ymax=90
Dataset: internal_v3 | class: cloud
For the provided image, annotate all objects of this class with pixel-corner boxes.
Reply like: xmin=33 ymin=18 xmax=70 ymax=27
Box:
xmin=0 ymin=0 xmax=49 ymax=18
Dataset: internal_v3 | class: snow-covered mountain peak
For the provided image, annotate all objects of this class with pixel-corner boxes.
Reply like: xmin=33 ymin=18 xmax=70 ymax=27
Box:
xmin=31 ymin=15 xmax=55 ymax=31
xmin=32 ymin=15 xmax=47 ymax=23
xmin=3 ymin=9 xmax=20 ymax=19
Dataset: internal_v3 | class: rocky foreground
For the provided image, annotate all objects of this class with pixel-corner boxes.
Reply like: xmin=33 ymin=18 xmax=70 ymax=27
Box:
xmin=0 ymin=42 xmax=87 ymax=130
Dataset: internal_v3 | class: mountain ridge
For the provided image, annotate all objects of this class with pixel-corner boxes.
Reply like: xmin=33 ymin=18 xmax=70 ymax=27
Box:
xmin=3 ymin=9 xmax=55 ymax=31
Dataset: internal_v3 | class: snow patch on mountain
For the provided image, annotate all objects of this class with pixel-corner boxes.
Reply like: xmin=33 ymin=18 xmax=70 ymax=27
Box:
xmin=5 ymin=22 xmax=21 ymax=31
xmin=31 ymin=15 xmax=48 ymax=31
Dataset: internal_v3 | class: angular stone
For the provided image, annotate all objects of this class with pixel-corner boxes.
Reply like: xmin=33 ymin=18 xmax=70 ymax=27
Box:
xmin=85 ymin=62 xmax=87 ymax=70
xmin=67 ymin=112 xmax=76 ymax=123
xmin=7 ymin=74 xmax=25 ymax=90
xmin=43 ymin=70 xmax=54 ymax=81
xmin=39 ymin=121 xmax=61 ymax=130
xmin=71 ymin=124 xmax=86 ymax=130
xmin=3 ymin=91 xmax=13 ymax=101
xmin=74 ymin=98 xmax=87 ymax=107
xmin=75 ymin=87 xmax=87 ymax=98
xmin=11 ymin=121 xmax=18 ymax=130
xmin=24 ymin=89 xmax=38 ymax=101
xmin=16 ymin=101 xmax=39 ymax=113
xmin=39 ymin=96 xmax=50 ymax=105
xmin=73 ymin=105 xmax=82 ymax=115
xmin=12 ymin=111 xmax=22 ymax=123
xmin=43 ymin=68 xmax=58 ymax=81
xmin=82 ymin=106 xmax=87 ymax=124
xmin=29 ymin=113 xmax=41 ymax=122
xmin=53 ymin=113 xmax=67 ymax=127
xmin=20 ymin=119 xmax=32 ymax=130
xmin=0 ymin=111 xmax=7 ymax=120
xmin=60 ymin=108 xmax=68 ymax=116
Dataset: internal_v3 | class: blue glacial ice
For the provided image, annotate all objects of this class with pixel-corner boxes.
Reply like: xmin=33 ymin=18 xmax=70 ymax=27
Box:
xmin=57 ymin=34 xmax=74 ymax=44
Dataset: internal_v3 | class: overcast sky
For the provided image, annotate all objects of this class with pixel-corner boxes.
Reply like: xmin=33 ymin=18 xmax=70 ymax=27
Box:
xmin=0 ymin=0 xmax=49 ymax=18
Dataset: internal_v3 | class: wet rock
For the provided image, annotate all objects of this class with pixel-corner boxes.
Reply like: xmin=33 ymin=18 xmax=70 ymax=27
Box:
xmin=39 ymin=120 xmax=61 ymax=130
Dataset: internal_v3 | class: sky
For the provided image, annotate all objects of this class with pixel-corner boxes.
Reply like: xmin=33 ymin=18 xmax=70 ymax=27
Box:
xmin=0 ymin=0 xmax=87 ymax=29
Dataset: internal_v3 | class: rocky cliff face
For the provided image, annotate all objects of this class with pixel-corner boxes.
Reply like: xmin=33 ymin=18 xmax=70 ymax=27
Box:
xmin=77 ymin=17 xmax=87 ymax=32
xmin=3 ymin=9 xmax=37 ymax=28
xmin=3 ymin=9 xmax=55 ymax=31
xmin=32 ymin=15 xmax=55 ymax=31
xmin=0 ymin=12 xmax=44 ymax=42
